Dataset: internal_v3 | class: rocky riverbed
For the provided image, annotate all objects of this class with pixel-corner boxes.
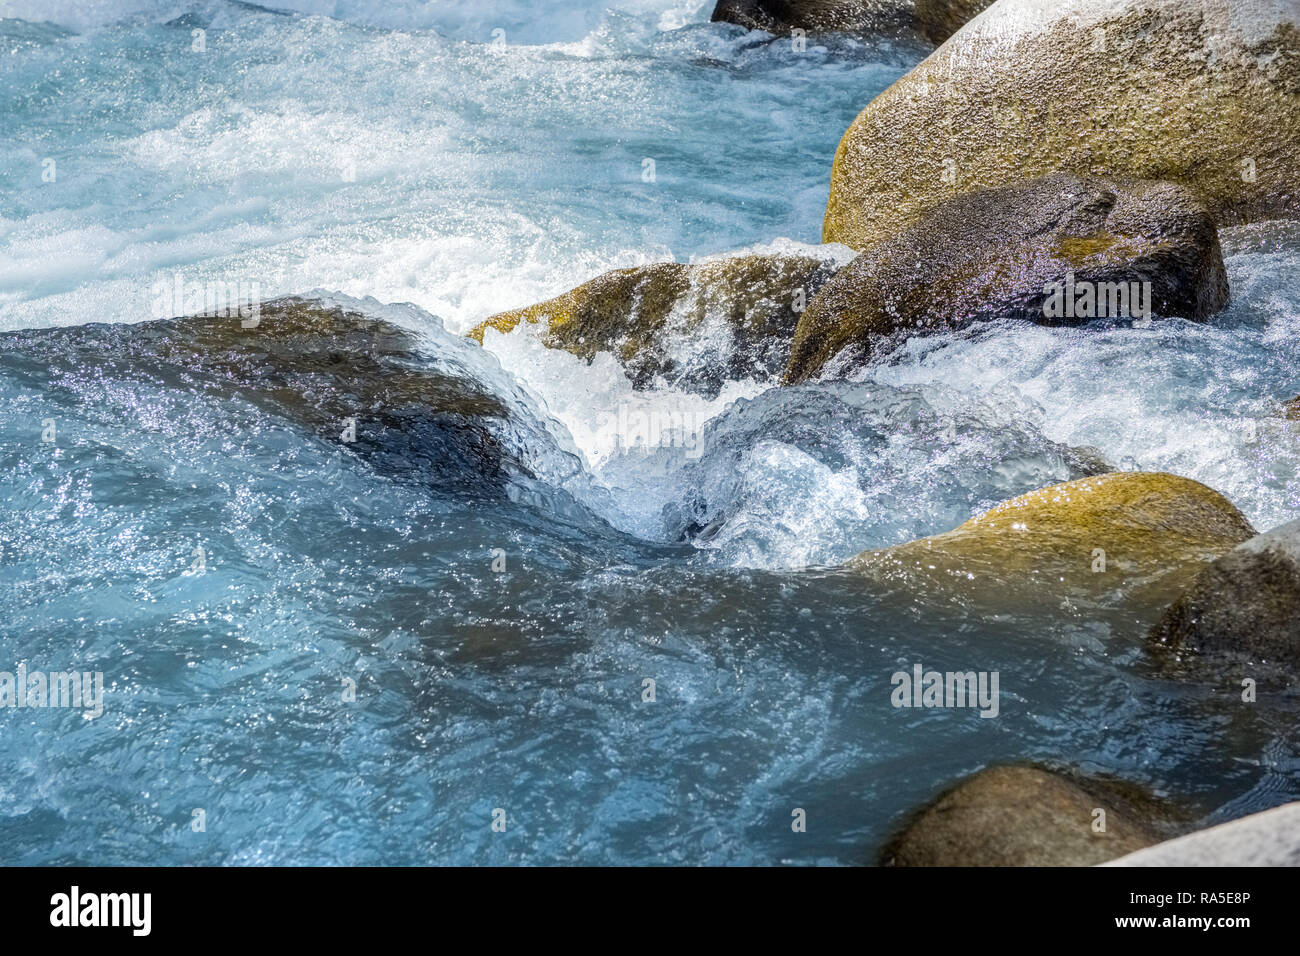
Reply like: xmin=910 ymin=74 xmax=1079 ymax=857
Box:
xmin=1 ymin=0 xmax=1297 ymax=865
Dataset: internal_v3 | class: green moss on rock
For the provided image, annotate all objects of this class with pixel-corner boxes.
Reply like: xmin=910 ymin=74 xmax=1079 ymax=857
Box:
xmin=471 ymin=254 xmax=844 ymax=394
xmin=851 ymin=472 xmax=1255 ymax=606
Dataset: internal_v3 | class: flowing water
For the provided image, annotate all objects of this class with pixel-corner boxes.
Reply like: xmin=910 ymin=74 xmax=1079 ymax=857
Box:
xmin=1 ymin=0 xmax=1297 ymax=865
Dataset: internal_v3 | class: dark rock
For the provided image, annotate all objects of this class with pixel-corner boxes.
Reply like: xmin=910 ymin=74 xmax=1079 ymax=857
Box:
xmin=787 ymin=174 xmax=1229 ymax=382
xmin=4 ymin=297 xmax=522 ymax=496
xmin=711 ymin=0 xmax=993 ymax=45
xmin=1150 ymin=517 xmax=1300 ymax=669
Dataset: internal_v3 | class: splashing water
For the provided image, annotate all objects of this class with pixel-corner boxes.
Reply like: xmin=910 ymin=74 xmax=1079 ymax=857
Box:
xmin=1 ymin=1 xmax=1297 ymax=865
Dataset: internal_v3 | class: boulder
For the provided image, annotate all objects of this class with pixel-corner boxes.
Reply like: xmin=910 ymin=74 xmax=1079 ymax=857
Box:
xmin=880 ymin=765 xmax=1167 ymax=866
xmin=713 ymin=0 xmax=912 ymax=37
xmin=914 ymin=0 xmax=994 ymax=44
xmin=1150 ymin=516 xmax=1300 ymax=668
xmin=469 ymin=253 xmax=845 ymax=396
xmin=824 ymin=0 xmax=1300 ymax=252
xmin=786 ymin=173 xmax=1229 ymax=382
xmin=1104 ymin=801 xmax=1300 ymax=866
xmin=8 ymin=297 xmax=522 ymax=495
xmin=852 ymin=472 xmax=1255 ymax=603
xmin=711 ymin=0 xmax=995 ymax=45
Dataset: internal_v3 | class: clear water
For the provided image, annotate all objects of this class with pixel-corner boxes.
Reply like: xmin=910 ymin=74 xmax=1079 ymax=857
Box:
xmin=1 ymin=1 xmax=1297 ymax=866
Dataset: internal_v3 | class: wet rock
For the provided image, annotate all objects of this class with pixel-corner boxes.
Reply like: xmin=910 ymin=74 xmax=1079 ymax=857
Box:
xmin=880 ymin=765 xmax=1167 ymax=866
xmin=1104 ymin=801 xmax=1300 ymax=866
xmin=6 ymin=297 xmax=522 ymax=496
xmin=1150 ymin=516 xmax=1300 ymax=669
xmin=823 ymin=0 xmax=1300 ymax=252
xmin=913 ymin=0 xmax=994 ymax=44
xmin=469 ymin=253 xmax=844 ymax=396
xmin=786 ymin=174 xmax=1229 ymax=381
xmin=711 ymin=0 xmax=994 ymax=45
xmin=851 ymin=472 xmax=1255 ymax=603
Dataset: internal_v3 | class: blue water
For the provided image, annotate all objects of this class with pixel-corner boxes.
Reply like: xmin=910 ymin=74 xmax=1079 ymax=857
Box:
xmin=1 ymin=1 xmax=1298 ymax=865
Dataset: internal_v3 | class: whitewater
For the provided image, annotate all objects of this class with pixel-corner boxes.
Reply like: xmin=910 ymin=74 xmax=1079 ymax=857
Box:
xmin=0 ymin=0 xmax=1297 ymax=865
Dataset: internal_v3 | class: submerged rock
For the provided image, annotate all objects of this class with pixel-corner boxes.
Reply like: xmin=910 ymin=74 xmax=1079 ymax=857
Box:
xmin=1150 ymin=517 xmax=1300 ymax=669
xmin=1104 ymin=801 xmax=1300 ymax=866
xmin=851 ymin=472 xmax=1255 ymax=603
xmin=880 ymin=765 xmax=1167 ymax=866
xmin=663 ymin=379 xmax=1114 ymax=549
xmin=470 ymin=253 xmax=844 ymax=396
xmin=786 ymin=174 xmax=1229 ymax=382
xmin=6 ymin=297 xmax=523 ymax=496
xmin=711 ymin=0 xmax=994 ymax=45
xmin=823 ymin=0 xmax=1300 ymax=252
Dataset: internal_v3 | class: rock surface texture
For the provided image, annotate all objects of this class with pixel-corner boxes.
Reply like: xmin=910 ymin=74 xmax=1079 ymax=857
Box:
xmin=787 ymin=173 xmax=1229 ymax=381
xmin=824 ymin=0 xmax=1300 ymax=251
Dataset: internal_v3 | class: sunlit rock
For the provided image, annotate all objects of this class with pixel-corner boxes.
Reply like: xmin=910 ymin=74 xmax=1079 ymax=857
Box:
xmin=1104 ymin=802 xmax=1300 ymax=866
xmin=824 ymin=0 xmax=1300 ymax=251
xmin=850 ymin=472 xmax=1255 ymax=604
xmin=469 ymin=254 xmax=845 ymax=396
xmin=787 ymin=173 xmax=1229 ymax=381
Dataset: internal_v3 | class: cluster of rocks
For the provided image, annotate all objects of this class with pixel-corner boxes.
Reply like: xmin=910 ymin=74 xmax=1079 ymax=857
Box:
xmin=464 ymin=0 xmax=1300 ymax=863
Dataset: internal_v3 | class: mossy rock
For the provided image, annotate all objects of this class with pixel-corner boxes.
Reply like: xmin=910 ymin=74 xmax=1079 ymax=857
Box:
xmin=787 ymin=173 xmax=1229 ymax=381
xmin=851 ymin=472 xmax=1255 ymax=604
xmin=6 ymin=297 xmax=520 ymax=495
xmin=1150 ymin=516 xmax=1300 ymax=670
xmin=710 ymin=0 xmax=994 ymax=45
xmin=824 ymin=0 xmax=1300 ymax=252
xmin=880 ymin=765 xmax=1172 ymax=866
xmin=469 ymin=254 xmax=844 ymax=395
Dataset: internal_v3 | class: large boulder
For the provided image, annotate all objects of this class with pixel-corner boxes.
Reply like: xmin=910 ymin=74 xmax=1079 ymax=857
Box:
xmin=824 ymin=0 xmax=1300 ymax=252
xmin=880 ymin=765 xmax=1168 ymax=866
xmin=711 ymin=0 xmax=995 ymax=45
xmin=786 ymin=173 xmax=1229 ymax=382
xmin=1104 ymin=801 xmax=1300 ymax=866
xmin=469 ymin=253 xmax=845 ymax=396
xmin=6 ymin=297 xmax=523 ymax=496
xmin=1150 ymin=516 xmax=1300 ymax=669
xmin=852 ymin=472 xmax=1255 ymax=604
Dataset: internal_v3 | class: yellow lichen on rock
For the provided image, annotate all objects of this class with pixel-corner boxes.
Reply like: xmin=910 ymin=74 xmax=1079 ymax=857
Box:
xmin=469 ymin=255 xmax=843 ymax=392
xmin=824 ymin=0 xmax=1300 ymax=251
xmin=852 ymin=472 xmax=1255 ymax=600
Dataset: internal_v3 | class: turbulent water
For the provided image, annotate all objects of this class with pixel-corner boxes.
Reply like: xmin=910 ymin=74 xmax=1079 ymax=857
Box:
xmin=1 ymin=1 xmax=1298 ymax=865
